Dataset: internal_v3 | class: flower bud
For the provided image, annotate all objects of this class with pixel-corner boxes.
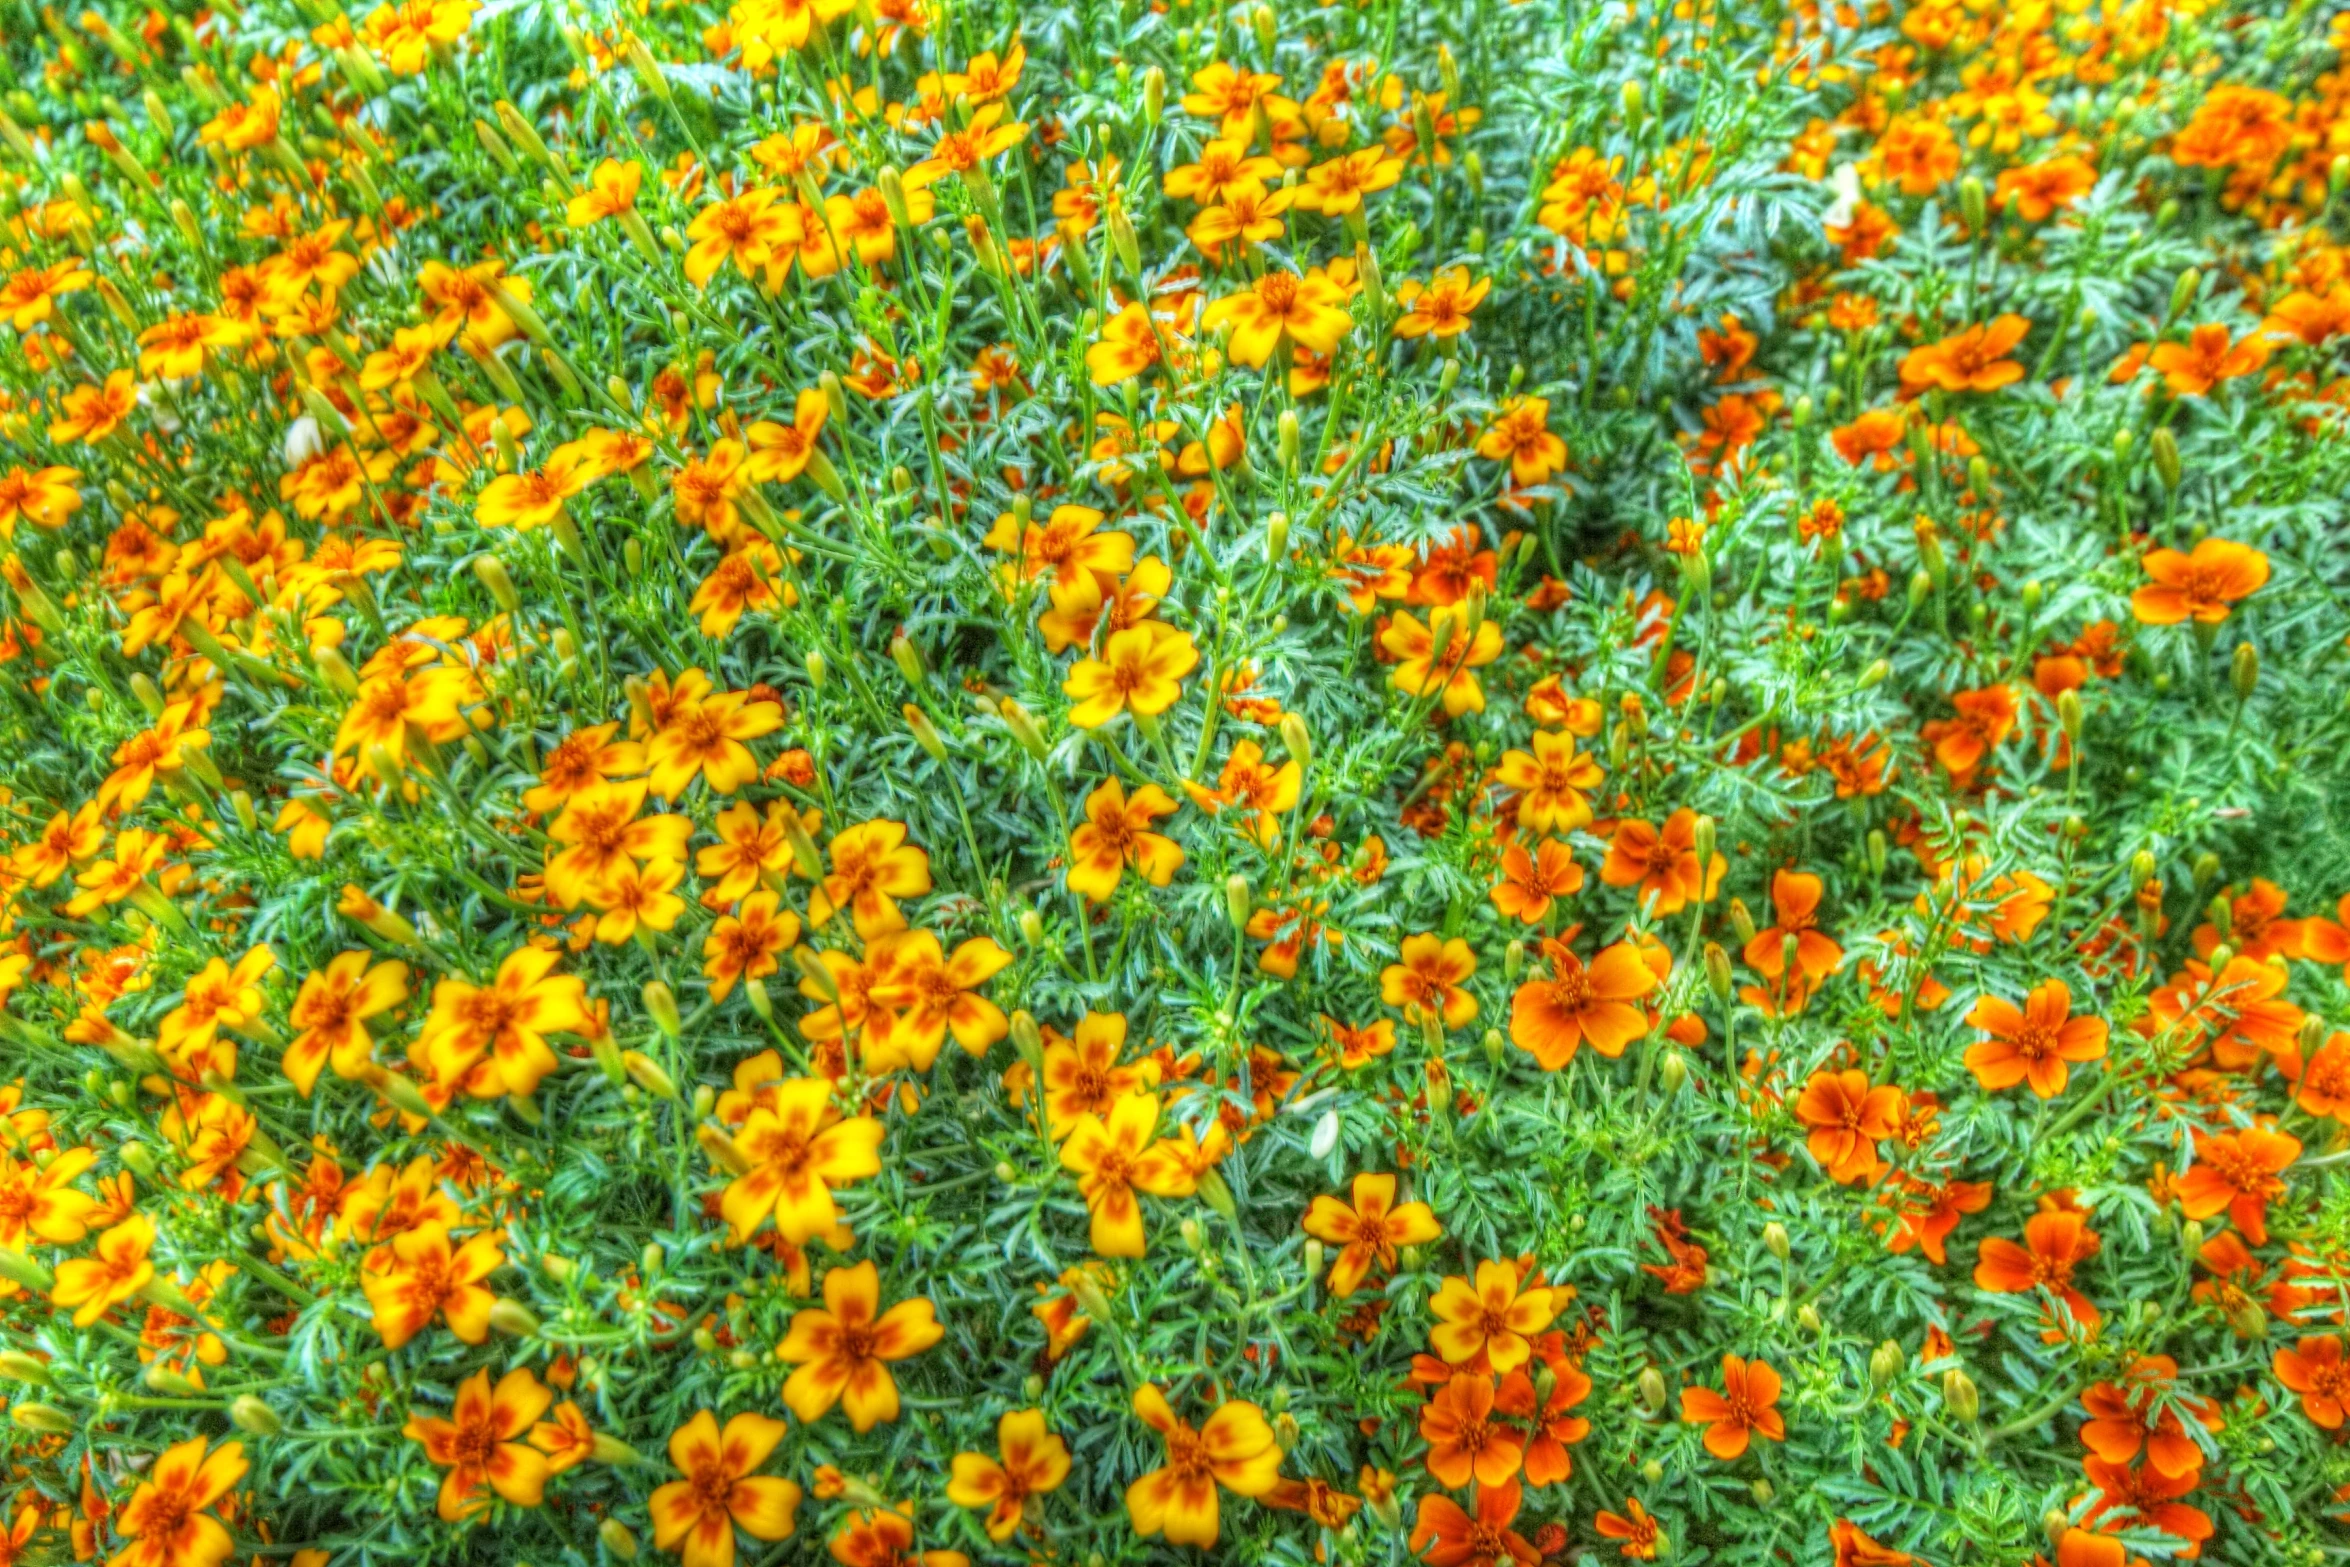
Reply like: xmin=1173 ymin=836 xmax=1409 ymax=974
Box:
xmin=230 ymin=1394 xmax=283 ymax=1435
xmin=2192 ymin=851 xmax=2221 ymax=894
xmin=472 ymin=554 xmax=519 ymax=615
xmin=804 ymin=649 xmax=827 ymax=689
xmin=1142 ymin=65 xmax=1166 ymax=125
xmin=1309 ymin=1108 xmax=1340 ymax=1160
xmin=1637 ymin=1366 xmax=1666 ymax=1413
xmin=1482 ymin=1028 xmax=1504 ymax=1069
xmin=2232 ymin=642 xmax=2258 ymax=703
xmin=1265 ymin=510 xmax=1289 ymax=564
xmin=1869 ymin=1339 xmax=1902 ymax=1389
xmin=622 ymin=1050 xmax=679 ymax=1101
xmin=1225 ymin=873 xmax=1253 ymax=931
xmin=782 ymin=810 xmax=823 ymax=880
xmin=1000 ymin=698 xmax=1051 ymax=762
xmin=10 ymin=1403 xmax=74 ymax=1435
xmin=600 ymin=1519 xmax=640 ymax=1560
xmin=1010 ymin=1010 xmax=1045 ymax=1074
xmin=1959 ymin=175 xmax=1986 ymax=233
xmin=0 ymin=1246 xmax=55 ymax=1293
xmin=2150 ymin=426 xmax=2180 ymax=491
xmin=1727 ymin=898 xmax=1756 ymax=945
xmin=696 ymin=1123 xmax=752 ymax=1176
xmin=1703 ymin=942 xmax=1732 ymax=1000
xmin=146 ymin=1363 xmax=202 ymax=1396
xmin=1797 ymin=1303 xmax=1824 ymax=1335
xmin=1942 ymin=1366 xmax=1979 ymax=1423
xmin=1762 ymin=1221 xmax=1790 ymax=1261
xmin=1505 ymin=940 xmax=1525 ymax=981
xmin=904 ymin=704 xmax=948 ymax=762
xmin=2056 ymin=688 xmax=2084 ymax=747
xmin=642 ymin=981 xmax=682 ymax=1039
xmin=0 ymin=1352 xmax=51 ymax=1385
xmin=2168 ymin=266 xmax=2201 ymax=323
xmin=1659 ymin=1049 xmax=1687 ymax=1095
xmin=1109 ymin=202 xmax=1141 ymax=277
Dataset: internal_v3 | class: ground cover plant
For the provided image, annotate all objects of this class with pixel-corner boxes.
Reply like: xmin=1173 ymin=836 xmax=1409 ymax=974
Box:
xmin=2 ymin=0 xmax=2350 ymax=1559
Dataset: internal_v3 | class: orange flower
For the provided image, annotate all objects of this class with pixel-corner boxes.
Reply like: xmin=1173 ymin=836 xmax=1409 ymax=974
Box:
xmin=1419 ymin=1373 xmax=1524 ymax=1488
xmin=702 ymin=891 xmax=802 ymax=1000
xmin=2174 ymin=1124 xmax=2299 ymax=1246
xmin=1124 ymin=1383 xmax=1283 ymax=1547
xmin=282 ymin=952 xmax=409 ymax=1096
xmin=947 ymin=1409 xmax=1071 ymax=1541
xmin=1509 ymin=941 xmax=1658 ymax=1069
xmin=777 ymin=1261 xmax=943 ymax=1431
xmin=403 ymin=1366 xmax=552 ymax=1521
xmin=110 ymin=1436 xmax=246 ymax=1567
xmin=1995 ymin=155 xmax=2097 ymax=220
xmin=1200 ymin=268 xmax=1352 ymax=367
xmin=52 ymin=1212 xmax=156 ymax=1326
xmin=1793 ymin=1070 xmax=1906 ymax=1184
xmin=1428 ymin=1258 xmax=1558 ymax=1371
xmin=1830 ymin=1521 xmax=1914 ymax=1566
xmin=1679 ymin=1354 xmax=1785 ymax=1459
xmin=1595 ymin=1498 xmax=1662 ymax=1559
xmin=1491 ymin=838 xmax=1585 ymax=924
xmin=2079 ymin=1356 xmax=2218 ymax=1480
xmin=1476 ymin=397 xmax=1568 ymax=485
xmin=416 ymin=946 xmax=591 ymax=1100
xmin=1064 ymin=623 xmax=1200 ymax=728
xmin=1924 ymin=684 xmax=2018 ymax=782
xmin=1898 ymin=314 xmax=2029 ymax=394
xmin=2129 ymin=538 xmax=2269 ymax=625
xmin=1973 ymin=1209 xmax=2101 ymax=1328
xmin=1494 ymin=729 xmax=1602 ymax=833
xmin=1498 ymin=1360 xmax=1593 ymax=1484
xmin=1600 ymin=809 xmax=1724 ymax=914
xmin=721 ymin=1078 xmax=884 ymax=1244
xmin=2147 ymin=322 xmax=2271 ymax=395
xmin=808 ymin=820 xmax=932 ymax=937
xmin=1743 ymin=870 xmax=1844 ymax=986
xmin=2274 ymin=1335 xmax=2350 ymax=1427
xmin=361 ymin=1221 xmax=503 ymax=1348
xmin=1301 ymin=1173 xmax=1441 ymax=1295
xmin=1413 ymin=1479 xmax=1539 ymax=1565
xmin=825 ymin=1507 xmax=966 ymax=1567
xmin=1058 ymin=1090 xmax=1194 ymax=1256
xmin=648 ymin=1411 xmax=802 ymax=1567
xmin=1066 ymin=778 xmax=1184 ymax=901
xmin=1381 ymin=933 xmax=1479 ymax=1031
xmin=1380 ymin=608 xmax=1504 ymax=714
xmin=648 ymin=687 xmax=785 ymax=798
xmin=1963 ymin=979 xmax=2108 ymax=1098
xmin=863 ymin=931 xmax=1012 ymax=1069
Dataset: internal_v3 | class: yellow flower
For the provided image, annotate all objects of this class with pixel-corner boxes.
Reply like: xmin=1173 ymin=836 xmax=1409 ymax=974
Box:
xmin=1125 ymin=1383 xmax=1283 ymax=1547
xmin=566 ymin=158 xmax=645 ymax=226
xmin=1201 ymin=269 xmax=1353 ymax=368
xmin=1064 ymin=623 xmax=1200 ymax=728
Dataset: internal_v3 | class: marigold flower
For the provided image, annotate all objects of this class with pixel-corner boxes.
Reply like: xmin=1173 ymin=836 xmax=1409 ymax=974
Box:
xmin=1595 ymin=1498 xmax=1662 ymax=1559
xmin=776 ymin=1260 xmax=944 ymax=1431
xmin=2175 ymin=1124 xmax=2299 ymax=1246
xmin=109 ymin=1435 xmax=246 ymax=1567
xmin=702 ymin=890 xmax=802 ymax=1000
xmin=721 ymin=1078 xmax=884 ymax=1244
xmin=1067 ymin=777 xmax=1183 ymax=901
xmin=1419 ymin=1372 xmax=1524 ymax=1487
xmin=2079 ymin=1355 xmax=2218 ymax=1480
xmin=1382 ymin=933 xmax=1480 ymax=1032
xmin=1498 ymin=1359 xmax=1593 ymax=1484
xmin=862 ymin=929 xmax=1010 ymax=1069
xmin=1429 ymin=1258 xmax=1558 ymax=1371
xmin=1380 ymin=608 xmax=1503 ymax=714
xmin=1064 ymin=623 xmax=1200 ymax=728
xmin=2148 ymin=322 xmax=2271 ymax=395
xmin=1202 ymin=268 xmax=1353 ymax=368
xmin=1476 ymin=397 xmax=1567 ymax=485
xmin=1794 ymin=1070 xmax=1906 ymax=1184
xmin=1679 ymin=1354 xmax=1785 ymax=1459
xmin=361 ymin=1221 xmax=503 ymax=1348
xmin=1963 ymin=979 xmax=2107 ymax=1098
xmin=1491 ymin=837 xmax=1584 ymax=924
xmin=648 ymin=1410 xmax=802 ymax=1567
xmin=1124 ymin=1382 xmax=1283 ymax=1547
xmin=807 ymin=819 xmax=932 ymax=936
xmin=283 ymin=952 xmax=409 ymax=1095
xmin=1510 ymin=940 xmax=1658 ymax=1069
xmin=52 ymin=1212 xmax=156 ymax=1326
xmin=946 ymin=1409 xmax=1071 ymax=1541
xmin=1898 ymin=314 xmax=2029 ymax=393
xmin=1394 ymin=269 xmax=1491 ymax=338
xmin=1494 ymin=729 xmax=1601 ymax=833
xmin=1974 ymin=1208 xmax=2101 ymax=1328
xmin=2129 ymin=538 xmax=2269 ymax=625
xmin=403 ymin=1366 xmax=552 ymax=1521
xmin=566 ymin=157 xmax=645 ymax=226
xmin=416 ymin=946 xmax=590 ymax=1098
xmin=1302 ymin=1172 xmax=1441 ymax=1295
xmin=1058 ymin=1090 xmax=1195 ymax=1256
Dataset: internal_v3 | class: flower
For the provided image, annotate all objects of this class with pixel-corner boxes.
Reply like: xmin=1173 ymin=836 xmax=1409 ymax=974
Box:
xmin=361 ymin=1221 xmax=503 ymax=1348
xmin=648 ymin=687 xmax=785 ymax=798
xmin=416 ymin=946 xmax=590 ymax=1098
xmin=1964 ymin=979 xmax=2108 ymax=1098
xmin=52 ymin=1212 xmax=155 ymax=1326
xmin=567 ymin=158 xmax=645 ymax=226
xmin=1419 ymin=1373 xmax=1525 ymax=1487
xmin=1301 ymin=1173 xmax=1441 ymax=1295
xmin=403 ymin=1366 xmax=552 ymax=1521
xmin=1595 ymin=1499 xmax=1662 ymax=1559
xmin=1201 ymin=268 xmax=1353 ymax=367
xmin=1124 ymin=1383 xmax=1283 ymax=1547
xmin=1974 ymin=1209 xmax=2102 ymax=1328
xmin=1491 ymin=838 xmax=1585 ymax=924
xmin=686 ymin=187 xmax=799 ymax=286
xmin=283 ymin=952 xmax=409 ymax=1096
xmin=1381 ymin=608 xmax=1504 ymax=714
xmin=702 ymin=890 xmax=802 ymax=1000
xmin=1429 ymin=1258 xmax=1558 ymax=1371
xmin=1499 ymin=1359 xmax=1593 ymax=1484
xmin=648 ymin=1411 xmax=802 ymax=1567
xmin=1600 ymin=809 xmax=1725 ymax=914
xmin=109 ymin=1436 xmax=246 ymax=1567
xmin=0 ymin=463 xmax=81 ymax=536
xmin=1745 ymin=870 xmax=1844 ymax=989
xmin=1510 ymin=941 xmax=1659 ymax=1069
xmin=1830 ymin=1521 xmax=1915 ymax=1566
xmin=2129 ymin=538 xmax=2269 ymax=625
xmin=1898 ymin=314 xmax=2029 ymax=393
xmin=777 ymin=1261 xmax=944 ymax=1431
xmin=1382 ymin=933 xmax=1480 ymax=1031
xmin=808 ymin=820 xmax=932 ymax=936
xmin=1067 ymin=778 xmax=1184 ymax=901
xmin=1395 ymin=269 xmax=1491 ymax=337
xmin=1058 ymin=1091 xmax=1195 ymax=1256
xmin=2079 ymin=1356 xmax=2218 ymax=1479
xmin=1476 ymin=397 xmax=1567 ymax=485
xmin=1794 ymin=1070 xmax=1906 ymax=1184
xmin=946 ymin=1409 xmax=1071 ymax=1541
xmin=864 ymin=930 xmax=1012 ymax=1069
xmin=1679 ymin=1354 xmax=1785 ymax=1459
xmin=1064 ymin=623 xmax=1201 ymax=728
xmin=2274 ymin=1335 xmax=2350 ymax=1427
xmin=826 ymin=1508 xmax=968 ymax=1567
xmin=2174 ymin=1124 xmax=2299 ymax=1246
xmin=1494 ymin=730 xmax=1601 ymax=833
xmin=2148 ymin=322 xmax=2271 ymax=395
xmin=721 ymin=1078 xmax=885 ymax=1244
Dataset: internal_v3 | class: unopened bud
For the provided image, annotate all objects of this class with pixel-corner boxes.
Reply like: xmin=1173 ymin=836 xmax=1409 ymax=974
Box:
xmin=1728 ymin=898 xmax=1757 ymax=945
xmin=643 ymin=981 xmax=682 ymax=1038
xmin=1762 ymin=1221 xmax=1790 ymax=1261
xmin=1703 ymin=942 xmax=1732 ymax=1000
xmin=2232 ymin=642 xmax=2258 ymax=702
xmin=1637 ymin=1366 xmax=1666 ymax=1413
xmin=1224 ymin=873 xmax=1252 ymax=931
xmin=622 ymin=1050 xmax=679 ymax=1101
xmin=2151 ymin=426 xmax=2180 ymax=491
xmin=472 ymin=555 xmax=519 ymax=614
xmin=229 ymin=1394 xmax=282 ymax=1435
xmin=10 ymin=1403 xmax=74 ymax=1435
xmin=1659 ymin=1049 xmax=1687 ymax=1095
xmin=1959 ymin=175 xmax=1986 ymax=233
xmin=904 ymin=704 xmax=948 ymax=761
xmin=2057 ymin=688 xmax=2084 ymax=745
xmin=1000 ymin=698 xmax=1050 ymax=761
xmin=0 ymin=1353 xmax=50 ymax=1386
xmin=2168 ymin=267 xmax=2201 ymax=323
xmin=599 ymin=1519 xmax=640 ymax=1559
xmin=1943 ymin=1367 xmax=1979 ymax=1423
xmin=1869 ymin=1340 xmax=1902 ymax=1389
